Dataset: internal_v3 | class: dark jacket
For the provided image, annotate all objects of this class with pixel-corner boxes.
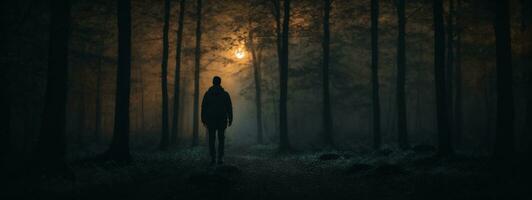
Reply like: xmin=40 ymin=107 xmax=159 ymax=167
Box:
xmin=201 ymin=85 xmax=233 ymax=128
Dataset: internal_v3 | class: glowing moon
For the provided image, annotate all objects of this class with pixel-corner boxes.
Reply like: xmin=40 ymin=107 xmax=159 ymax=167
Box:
xmin=235 ymin=49 xmax=245 ymax=59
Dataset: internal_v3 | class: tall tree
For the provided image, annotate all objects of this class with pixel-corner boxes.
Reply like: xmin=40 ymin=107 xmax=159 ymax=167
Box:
xmin=322 ymin=0 xmax=333 ymax=147
xmin=105 ymin=0 xmax=132 ymax=161
xmin=525 ymin=30 xmax=532 ymax=157
xmin=434 ymin=0 xmax=452 ymax=155
xmin=279 ymin=0 xmax=291 ymax=151
xmin=522 ymin=0 xmax=532 ymax=31
xmin=1 ymin=80 xmax=9 ymax=166
xmin=493 ymin=0 xmax=514 ymax=159
xmin=396 ymin=0 xmax=409 ymax=149
xmin=34 ymin=0 xmax=70 ymax=172
xmin=1 ymin=49 xmax=10 ymax=167
xmin=159 ymin=0 xmax=171 ymax=150
xmin=271 ymin=0 xmax=281 ymax=142
xmin=248 ymin=14 xmax=264 ymax=144
xmin=454 ymin=0 xmax=463 ymax=146
xmin=171 ymin=0 xmax=186 ymax=145
xmin=78 ymin=84 xmax=86 ymax=148
xmin=272 ymin=0 xmax=282 ymax=79
xmin=192 ymin=0 xmax=203 ymax=146
xmin=371 ymin=0 xmax=381 ymax=150
xmin=524 ymin=0 xmax=532 ymax=156
xmin=94 ymin=44 xmax=104 ymax=143
xmin=446 ymin=0 xmax=455 ymax=140
xmin=139 ymin=60 xmax=146 ymax=135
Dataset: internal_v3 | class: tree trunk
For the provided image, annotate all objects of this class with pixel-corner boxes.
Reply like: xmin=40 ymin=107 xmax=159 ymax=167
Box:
xmin=249 ymin=23 xmax=264 ymax=145
xmin=192 ymin=0 xmax=203 ymax=147
xmin=454 ymin=0 xmax=463 ymax=147
xmin=269 ymin=62 xmax=279 ymax=142
xmin=522 ymin=0 xmax=532 ymax=31
xmin=371 ymin=0 xmax=381 ymax=150
xmin=272 ymin=0 xmax=283 ymax=143
xmin=484 ymin=77 xmax=492 ymax=152
xmin=140 ymin=62 xmax=145 ymax=135
xmin=528 ymin=78 xmax=532 ymax=157
xmin=493 ymin=0 xmax=514 ymax=159
xmin=35 ymin=0 xmax=70 ymax=172
xmin=434 ymin=0 xmax=452 ymax=155
xmin=272 ymin=89 xmax=279 ymax=141
xmin=1 ymin=58 xmax=10 ymax=167
xmin=94 ymin=47 xmax=103 ymax=143
xmin=322 ymin=0 xmax=333 ymax=147
xmin=523 ymin=12 xmax=532 ymax=157
xmin=159 ymin=0 xmax=170 ymax=151
xmin=446 ymin=0 xmax=455 ymax=142
xmin=522 ymin=0 xmax=526 ymax=31
xmin=396 ymin=0 xmax=409 ymax=149
xmin=526 ymin=37 xmax=532 ymax=157
xmin=272 ymin=0 xmax=281 ymax=143
xmin=178 ymin=76 xmax=186 ymax=141
xmin=106 ymin=0 xmax=132 ymax=162
xmin=78 ymin=86 xmax=86 ymax=148
xmin=279 ymin=0 xmax=291 ymax=151
xmin=171 ymin=0 xmax=186 ymax=146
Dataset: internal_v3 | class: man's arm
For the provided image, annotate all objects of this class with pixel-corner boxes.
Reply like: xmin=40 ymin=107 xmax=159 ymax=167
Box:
xmin=226 ymin=92 xmax=233 ymax=126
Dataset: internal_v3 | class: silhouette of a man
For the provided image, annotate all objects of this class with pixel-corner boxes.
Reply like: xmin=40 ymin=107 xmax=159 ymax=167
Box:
xmin=201 ymin=76 xmax=233 ymax=165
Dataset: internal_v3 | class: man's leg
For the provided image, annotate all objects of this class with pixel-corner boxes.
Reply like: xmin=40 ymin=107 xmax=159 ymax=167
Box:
xmin=217 ymin=128 xmax=226 ymax=164
xmin=208 ymin=127 xmax=216 ymax=164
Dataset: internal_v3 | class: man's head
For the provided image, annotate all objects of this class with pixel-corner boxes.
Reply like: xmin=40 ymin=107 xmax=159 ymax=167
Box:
xmin=213 ymin=76 xmax=221 ymax=86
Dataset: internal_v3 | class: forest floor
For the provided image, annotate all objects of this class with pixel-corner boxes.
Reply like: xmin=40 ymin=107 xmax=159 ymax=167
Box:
xmin=3 ymin=145 xmax=531 ymax=200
